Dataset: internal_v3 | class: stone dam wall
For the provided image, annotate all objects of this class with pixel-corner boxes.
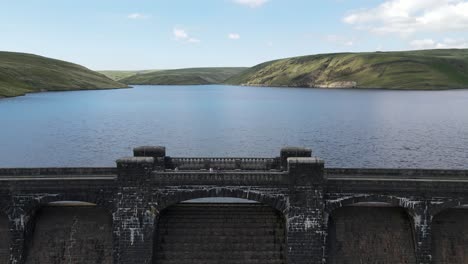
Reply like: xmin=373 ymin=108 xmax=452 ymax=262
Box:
xmin=0 ymin=146 xmax=467 ymax=264
xmin=24 ymin=206 xmax=113 ymax=264
xmin=0 ymin=213 xmax=9 ymax=264
xmin=432 ymin=209 xmax=468 ymax=264
xmin=327 ymin=206 xmax=416 ymax=264
xmin=154 ymin=203 xmax=286 ymax=264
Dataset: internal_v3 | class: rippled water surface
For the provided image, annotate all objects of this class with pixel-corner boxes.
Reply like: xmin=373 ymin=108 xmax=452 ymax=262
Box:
xmin=0 ymin=85 xmax=467 ymax=168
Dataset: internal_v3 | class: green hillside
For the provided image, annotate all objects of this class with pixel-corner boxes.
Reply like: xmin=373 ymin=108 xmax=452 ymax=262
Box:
xmin=0 ymin=51 xmax=127 ymax=97
xmin=225 ymin=49 xmax=468 ymax=89
xmin=120 ymin=67 xmax=247 ymax=85
xmin=98 ymin=70 xmax=162 ymax=81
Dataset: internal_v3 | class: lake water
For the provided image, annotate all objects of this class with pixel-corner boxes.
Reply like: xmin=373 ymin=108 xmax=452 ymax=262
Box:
xmin=0 ymin=85 xmax=467 ymax=169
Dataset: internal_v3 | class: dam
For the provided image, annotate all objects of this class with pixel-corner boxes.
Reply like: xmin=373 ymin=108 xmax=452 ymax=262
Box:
xmin=0 ymin=146 xmax=467 ymax=264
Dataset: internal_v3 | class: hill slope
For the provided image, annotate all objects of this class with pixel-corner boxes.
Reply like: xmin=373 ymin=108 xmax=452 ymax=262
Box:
xmin=120 ymin=67 xmax=247 ymax=85
xmin=225 ymin=49 xmax=468 ymax=89
xmin=0 ymin=51 xmax=127 ymax=97
xmin=98 ymin=70 xmax=162 ymax=81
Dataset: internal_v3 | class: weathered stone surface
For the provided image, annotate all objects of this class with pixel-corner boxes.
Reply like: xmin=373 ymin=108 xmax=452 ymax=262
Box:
xmin=0 ymin=213 xmax=9 ymax=264
xmin=24 ymin=206 xmax=112 ymax=264
xmin=432 ymin=208 xmax=468 ymax=264
xmin=154 ymin=203 xmax=286 ymax=264
xmin=0 ymin=146 xmax=466 ymax=264
xmin=327 ymin=206 xmax=417 ymax=264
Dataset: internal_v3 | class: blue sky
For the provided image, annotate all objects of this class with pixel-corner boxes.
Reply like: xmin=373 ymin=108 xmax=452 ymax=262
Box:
xmin=1 ymin=0 xmax=468 ymax=70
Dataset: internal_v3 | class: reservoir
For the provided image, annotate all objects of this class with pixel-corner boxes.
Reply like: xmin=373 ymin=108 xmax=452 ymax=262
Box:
xmin=0 ymin=85 xmax=467 ymax=169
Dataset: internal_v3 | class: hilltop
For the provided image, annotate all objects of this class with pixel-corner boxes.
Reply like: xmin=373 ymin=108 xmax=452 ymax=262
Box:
xmin=119 ymin=67 xmax=247 ymax=85
xmin=0 ymin=51 xmax=127 ymax=98
xmin=98 ymin=70 xmax=162 ymax=81
xmin=225 ymin=49 xmax=468 ymax=90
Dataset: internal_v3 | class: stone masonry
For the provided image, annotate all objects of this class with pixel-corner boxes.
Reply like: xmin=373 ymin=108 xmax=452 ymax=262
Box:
xmin=0 ymin=146 xmax=467 ymax=264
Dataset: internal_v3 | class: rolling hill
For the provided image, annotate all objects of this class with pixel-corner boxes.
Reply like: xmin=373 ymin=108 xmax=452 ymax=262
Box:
xmin=98 ymin=70 xmax=162 ymax=81
xmin=0 ymin=51 xmax=127 ymax=98
xmin=120 ymin=67 xmax=247 ymax=85
xmin=225 ymin=49 xmax=468 ymax=90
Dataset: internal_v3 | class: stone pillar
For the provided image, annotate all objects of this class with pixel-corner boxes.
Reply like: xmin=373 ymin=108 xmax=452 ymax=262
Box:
xmin=8 ymin=206 xmax=33 ymax=264
xmin=280 ymin=147 xmax=312 ymax=170
xmin=133 ymin=146 xmax=166 ymax=170
xmin=287 ymin=157 xmax=326 ymax=264
xmin=412 ymin=202 xmax=433 ymax=264
xmin=113 ymin=157 xmax=156 ymax=264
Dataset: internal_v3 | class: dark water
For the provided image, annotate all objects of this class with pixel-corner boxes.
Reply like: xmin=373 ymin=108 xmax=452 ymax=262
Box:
xmin=0 ymin=85 xmax=467 ymax=169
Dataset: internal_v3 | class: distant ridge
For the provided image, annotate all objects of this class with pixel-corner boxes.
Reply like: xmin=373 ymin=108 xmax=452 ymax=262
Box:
xmin=98 ymin=70 xmax=162 ymax=81
xmin=118 ymin=67 xmax=247 ymax=85
xmin=0 ymin=51 xmax=127 ymax=98
xmin=5 ymin=49 xmax=467 ymax=97
xmin=225 ymin=49 xmax=468 ymax=90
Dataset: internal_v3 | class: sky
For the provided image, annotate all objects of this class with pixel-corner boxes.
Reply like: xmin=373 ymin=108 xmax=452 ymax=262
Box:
xmin=1 ymin=0 xmax=468 ymax=70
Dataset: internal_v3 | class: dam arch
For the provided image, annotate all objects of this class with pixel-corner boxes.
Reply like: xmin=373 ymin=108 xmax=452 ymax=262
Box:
xmin=155 ymin=187 xmax=288 ymax=213
xmin=0 ymin=212 xmax=9 ymax=264
xmin=326 ymin=201 xmax=417 ymax=264
xmin=432 ymin=205 xmax=468 ymax=264
xmin=24 ymin=201 xmax=113 ymax=264
xmin=153 ymin=197 xmax=287 ymax=264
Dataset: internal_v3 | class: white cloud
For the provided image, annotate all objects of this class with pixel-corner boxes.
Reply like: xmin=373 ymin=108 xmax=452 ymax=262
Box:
xmin=127 ymin=13 xmax=149 ymax=19
xmin=233 ymin=0 xmax=269 ymax=8
xmin=173 ymin=28 xmax=200 ymax=43
xmin=173 ymin=28 xmax=188 ymax=40
xmin=228 ymin=33 xmax=240 ymax=40
xmin=410 ymin=38 xmax=468 ymax=49
xmin=344 ymin=0 xmax=468 ymax=35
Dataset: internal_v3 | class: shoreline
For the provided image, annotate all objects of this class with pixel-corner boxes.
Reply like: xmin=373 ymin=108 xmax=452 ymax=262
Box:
xmin=128 ymin=83 xmax=468 ymax=91
xmin=0 ymin=85 xmax=132 ymax=100
xmin=3 ymin=83 xmax=468 ymax=100
xmin=232 ymin=83 xmax=468 ymax=91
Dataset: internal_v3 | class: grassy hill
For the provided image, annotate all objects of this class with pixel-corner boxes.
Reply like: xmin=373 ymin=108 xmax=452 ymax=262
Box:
xmin=225 ymin=49 xmax=468 ymax=89
xmin=120 ymin=67 xmax=247 ymax=85
xmin=98 ymin=70 xmax=162 ymax=81
xmin=0 ymin=51 xmax=127 ymax=97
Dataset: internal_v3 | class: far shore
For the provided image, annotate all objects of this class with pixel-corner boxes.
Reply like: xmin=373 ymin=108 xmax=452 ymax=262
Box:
xmin=4 ymin=83 xmax=468 ymax=100
xmin=0 ymin=86 xmax=132 ymax=100
xmin=234 ymin=83 xmax=468 ymax=91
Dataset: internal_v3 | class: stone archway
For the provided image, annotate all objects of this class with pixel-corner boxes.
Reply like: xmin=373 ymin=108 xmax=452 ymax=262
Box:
xmin=24 ymin=201 xmax=113 ymax=264
xmin=153 ymin=197 xmax=287 ymax=264
xmin=326 ymin=202 xmax=417 ymax=264
xmin=432 ymin=205 xmax=468 ymax=264
xmin=0 ymin=211 xmax=9 ymax=264
xmin=156 ymin=187 xmax=288 ymax=214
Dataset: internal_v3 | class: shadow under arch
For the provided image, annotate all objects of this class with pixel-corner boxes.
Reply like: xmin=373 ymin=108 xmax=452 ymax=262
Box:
xmin=431 ymin=202 xmax=468 ymax=264
xmin=2 ymin=193 xmax=115 ymax=263
xmin=0 ymin=210 xmax=9 ymax=264
xmin=153 ymin=195 xmax=287 ymax=264
xmin=325 ymin=196 xmax=418 ymax=264
xmin=24 ymin=199 xmax=114 ymax=264
xmin=155 ymin=187 xmax=288 ymax=214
